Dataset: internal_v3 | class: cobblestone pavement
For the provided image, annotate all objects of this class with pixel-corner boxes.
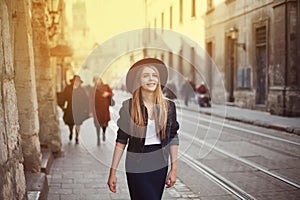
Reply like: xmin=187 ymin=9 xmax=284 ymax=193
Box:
xmin=47 ymin=115 xmax=200 ymax=200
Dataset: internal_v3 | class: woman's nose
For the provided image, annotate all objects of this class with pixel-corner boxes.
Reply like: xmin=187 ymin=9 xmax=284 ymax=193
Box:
xmin=149 ymin=74 xmax=156 ymax=80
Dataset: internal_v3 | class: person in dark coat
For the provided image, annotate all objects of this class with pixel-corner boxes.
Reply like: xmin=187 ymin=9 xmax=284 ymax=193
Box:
xmin=107 ymin=58 xmax=180 ymax=200
xmin=90 ymin=77 xmax=113 ymax=145
xmin=163 ymin=81 xmax=177 ymax=99
xmin=60 ymin=75 xmax=89 ymax=144
xmin=181 ymin=78 xmax=195 ymax=106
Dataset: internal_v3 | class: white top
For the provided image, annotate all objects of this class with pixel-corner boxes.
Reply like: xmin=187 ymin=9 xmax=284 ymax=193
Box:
xmin=144 ymin=119 xmax=161 ymax=145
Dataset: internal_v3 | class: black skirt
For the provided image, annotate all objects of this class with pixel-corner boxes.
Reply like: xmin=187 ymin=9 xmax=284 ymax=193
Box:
xmin=126 ymin=144 xmax=168 ymax=200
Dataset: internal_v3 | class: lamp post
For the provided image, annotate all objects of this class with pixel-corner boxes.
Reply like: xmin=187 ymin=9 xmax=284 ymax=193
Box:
xmin=229 ymin=27 xmax=246 ymax=50
xmin=46 ymin=0 xmax=61 ymax=39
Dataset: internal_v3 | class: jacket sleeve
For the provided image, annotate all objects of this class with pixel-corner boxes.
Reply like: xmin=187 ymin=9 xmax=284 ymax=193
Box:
xmin=169 ymin=101 xmax=180 ymax=145
xmin=116 ymin=100 xmax=131 ymax=145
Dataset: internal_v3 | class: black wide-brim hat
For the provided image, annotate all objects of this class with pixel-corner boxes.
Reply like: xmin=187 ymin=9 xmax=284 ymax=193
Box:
xmin=126 ymin=58 xmax=168 ymax=94
xmin=70 ymin=75 xmax=83 ymax=83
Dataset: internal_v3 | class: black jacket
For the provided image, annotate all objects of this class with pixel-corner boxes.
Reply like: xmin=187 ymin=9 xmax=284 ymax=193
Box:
xmin=116 ymin=98 xmax=179 ymax=155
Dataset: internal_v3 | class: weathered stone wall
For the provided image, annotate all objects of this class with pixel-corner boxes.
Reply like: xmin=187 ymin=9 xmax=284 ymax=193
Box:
xmin=205 ymin=0 xmax=300 ymax=115
xmin=268 ymin=0 xmax=300 ymax=116
xmin=31 ymin=0 xmax=61 ymax=153
xmin=0 ymin=0 xmax=27 ymax=199
xmin=14 ymin=0 xmax=42 ymax=172
xmin=234 ymin=90 xmax=256 ymax=109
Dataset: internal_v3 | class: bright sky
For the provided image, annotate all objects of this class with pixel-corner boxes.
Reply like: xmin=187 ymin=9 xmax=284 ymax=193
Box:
xmin=85 ymin=0 xmax=145 ymax=44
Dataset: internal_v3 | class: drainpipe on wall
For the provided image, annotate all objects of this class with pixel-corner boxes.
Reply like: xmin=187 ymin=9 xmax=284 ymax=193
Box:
xmin=283 ymin=0 xmax=288 ymax=116
xmin=297 ymin=0 xmax=300 ymax=89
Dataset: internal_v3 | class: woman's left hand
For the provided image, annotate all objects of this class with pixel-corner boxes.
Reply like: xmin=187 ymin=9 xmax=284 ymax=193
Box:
xmin=165 ymin=168 xmax=176 ymax=188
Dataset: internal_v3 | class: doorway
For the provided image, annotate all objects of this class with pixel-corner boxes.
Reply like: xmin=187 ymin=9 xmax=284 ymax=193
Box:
xmin=226 ymin=37 xmax=235 ymax=102
xmin=256 ymin=45 xmax=267 ymax=105
xmin=255 ymin=26 xmax=267 ymax=105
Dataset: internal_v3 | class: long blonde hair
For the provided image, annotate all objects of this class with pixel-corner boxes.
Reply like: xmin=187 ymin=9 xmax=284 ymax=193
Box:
xmin=130 ymin=65 xmax=169 ymax=139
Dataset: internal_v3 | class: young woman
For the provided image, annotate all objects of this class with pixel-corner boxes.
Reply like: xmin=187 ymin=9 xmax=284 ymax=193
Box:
xmin=107 ymin=58 xmax=180 ymax=200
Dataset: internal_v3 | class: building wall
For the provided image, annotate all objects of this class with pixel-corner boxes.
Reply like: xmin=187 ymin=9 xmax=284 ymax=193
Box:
xmin=1 ymin=0 xmax=70 ymax=197
xmin=268 ymin=0 xmax=300 ymax=116
xmin=14 ymin=0 xmax=44 ymax=172
xmin=205 ymin=0 xmax=300 ymax=116
xmin=145 ymin=0 xmax=208 ymax=96
xmin=146 ymin=0 xmax=206 ymax=46
xmin=32 ymin=0 xmax=62 ymax=152
xmin=0 ymin=0 xmax=27 ymax=198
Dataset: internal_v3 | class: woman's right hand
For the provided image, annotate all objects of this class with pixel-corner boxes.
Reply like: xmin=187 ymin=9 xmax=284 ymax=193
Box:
xmin=107 ymin=169 xmax=117 ymax=193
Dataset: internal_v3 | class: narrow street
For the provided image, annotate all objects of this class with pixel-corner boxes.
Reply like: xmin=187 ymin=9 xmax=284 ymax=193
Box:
xmin=1 ymin=1 xmax=300 ymax=199
xmin=47 ymin=91 xmax=300 ymax=199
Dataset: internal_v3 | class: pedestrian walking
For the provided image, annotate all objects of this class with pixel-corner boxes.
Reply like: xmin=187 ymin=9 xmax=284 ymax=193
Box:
xmin=60 ymin=75 xmax=89 ymax=144
xmin=163 ymin=81 xmax=177 ymax=99
xmin=180 ymin=78 xmax=195 ymax=106
xmin=90 ymin=76 xmax=113 ymax=145
xmin=107 ymin=58 xmax=180 ymax=200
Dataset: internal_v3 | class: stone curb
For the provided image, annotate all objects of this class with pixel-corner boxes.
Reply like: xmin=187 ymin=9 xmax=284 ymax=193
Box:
xmin=25 ymin=147 xmax=59 ymax=200
xmin=25 ymin=172 xmax=48 ymax=200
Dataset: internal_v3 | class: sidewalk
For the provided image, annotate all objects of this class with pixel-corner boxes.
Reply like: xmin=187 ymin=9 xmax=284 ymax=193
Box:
xmin=47 ymin=110 xmax=200 ymax=200
xmin=176 ymin=99 xmax=300 ymax=135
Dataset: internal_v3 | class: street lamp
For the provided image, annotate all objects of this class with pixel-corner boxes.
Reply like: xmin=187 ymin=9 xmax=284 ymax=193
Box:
xmin=47 ymin=0 xmax=61 ymax=39
xmin=229 ymin=27 xmax=246 ymax=50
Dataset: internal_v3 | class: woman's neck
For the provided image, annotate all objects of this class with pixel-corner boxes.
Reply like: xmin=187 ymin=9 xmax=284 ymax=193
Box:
xmin=141 ymin=90 xmax=155 ymax=106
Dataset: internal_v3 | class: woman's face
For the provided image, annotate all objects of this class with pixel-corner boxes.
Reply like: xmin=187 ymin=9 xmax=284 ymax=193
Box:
xmin=140 ymin=66 xmax=159 ymax=92
xmin=73 ymin=78 xmax=81 ymax=88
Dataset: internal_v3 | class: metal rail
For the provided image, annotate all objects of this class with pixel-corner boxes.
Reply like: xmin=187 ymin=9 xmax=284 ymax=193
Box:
xmin=180 ymin=130 xmax=300 ymax=190
xmin=180 ymin=152 xmax=255 ymax=200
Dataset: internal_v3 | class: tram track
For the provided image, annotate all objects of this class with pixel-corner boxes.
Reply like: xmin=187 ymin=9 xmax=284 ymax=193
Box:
xmin=179 ymin=152 xmax=255 ymax=200
xmin=178 ymin=126 xmax=300 ymax=200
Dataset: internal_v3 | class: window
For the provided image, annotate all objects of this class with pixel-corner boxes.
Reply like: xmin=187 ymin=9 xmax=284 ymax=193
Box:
xmin=256 ymin=26 xmax=267 ymax=45
xmin=161 ymin=12 xmax=164 ymax=29
xmin=170 ymin=6 xmax=173 ymax=29
xmin=191 ymin=0 xmax=196 ymax=18
xmin=179 ymin=0 xmax=183 ymax=23
xmin=237 ymin=67 xmax=251 ymax=88
xmin=154 ymin=18 xmax=157 ymax=39
xmin=207 ymin=0 xmax=214 ymax=11
xmin=225 ymin=0 xmax=235 ymax=4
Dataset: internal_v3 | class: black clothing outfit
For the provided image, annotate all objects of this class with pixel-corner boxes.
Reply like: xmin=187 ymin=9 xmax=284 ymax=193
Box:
xmin=73 ymin=87 xmax=89 ymax=125
xmin=163 ymin=83 xmax=177 ymax=99
xmin=181 ymin=81 xmax=195 ymax=106
xmin=60 ymin=84 xmax=89 ymax=126
xmin=116 ymin=98 xmax=179 ymax=200
xmin=126 ymin=144 xmax=168 ymax=200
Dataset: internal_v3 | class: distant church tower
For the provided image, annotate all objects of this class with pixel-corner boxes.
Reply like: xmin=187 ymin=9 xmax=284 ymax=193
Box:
xmin=72 ymin=0 xmax=88 ymax=37
xmin=70 ymin=0 xmax=92 ymax=76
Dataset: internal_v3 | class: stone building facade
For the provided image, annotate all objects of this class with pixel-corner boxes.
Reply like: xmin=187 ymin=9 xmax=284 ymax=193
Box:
xmin=205 ymin=0 xmax=300 ymax=116
xmin=0 ymin=0 xmax=65 ymax=198
xmin=0 ymin=1 xmax=27 ymax=198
